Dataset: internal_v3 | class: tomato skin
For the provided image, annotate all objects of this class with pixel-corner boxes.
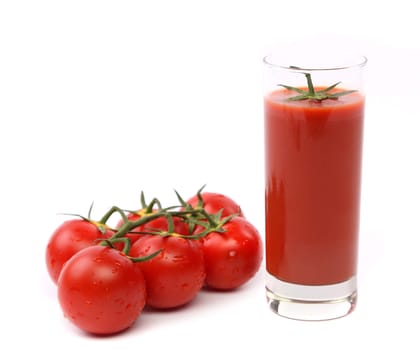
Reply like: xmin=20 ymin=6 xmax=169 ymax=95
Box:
xmin=57 ymin=246 xmax=146 ymax=335
xmin=46 ymin=219 xmax=113 ymax=284
xmin=129 ymin=235 xmax=205 ymax=309
xmin=196 ymin=216 xmax=263 ymax=290
xmin=187 ymin=192 xmax=244 ymax=218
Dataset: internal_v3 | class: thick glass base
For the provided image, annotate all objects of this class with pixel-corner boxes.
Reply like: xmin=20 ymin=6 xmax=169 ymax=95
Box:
xmin=265 ymin=273 xmax=357 ymax=321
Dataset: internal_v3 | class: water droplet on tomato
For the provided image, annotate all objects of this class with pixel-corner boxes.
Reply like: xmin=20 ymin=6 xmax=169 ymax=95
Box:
xmin=110 ymin=261 xmax=122 ymax=274
xmin=228 ymin=250 xmax=237 ymax=258
xmin=171 ymin=255 xmax=184 ymax=263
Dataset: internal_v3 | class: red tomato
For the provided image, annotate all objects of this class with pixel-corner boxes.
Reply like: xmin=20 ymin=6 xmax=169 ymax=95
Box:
xmin=57 ymin=245 xmax=146 ymax=335
xmin=45 ymin=219 xmax=113 ymax=284
xmin=195 ymin=216 xmax=263 ymax=290
xmin=187 ymin=192 xmax=244 ymax=218
xmin=129 ymin=234 xmax=205 ymax=309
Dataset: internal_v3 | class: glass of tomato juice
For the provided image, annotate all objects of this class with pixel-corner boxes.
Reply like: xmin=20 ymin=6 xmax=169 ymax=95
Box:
xmin=263 ymin=49 xmax=367 ymax=320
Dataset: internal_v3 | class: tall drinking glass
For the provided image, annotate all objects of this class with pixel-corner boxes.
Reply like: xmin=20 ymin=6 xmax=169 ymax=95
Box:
xmin=263 ymin=50 xmax=367 ymax=320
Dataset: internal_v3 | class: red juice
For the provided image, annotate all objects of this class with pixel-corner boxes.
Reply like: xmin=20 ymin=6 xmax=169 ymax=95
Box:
xmin=264 ymin=88 xmax=365 ymax=285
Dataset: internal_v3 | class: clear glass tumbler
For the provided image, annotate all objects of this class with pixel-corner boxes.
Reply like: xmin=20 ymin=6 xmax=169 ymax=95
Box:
xmin=263 ymin=49 xmax=367 ymax=321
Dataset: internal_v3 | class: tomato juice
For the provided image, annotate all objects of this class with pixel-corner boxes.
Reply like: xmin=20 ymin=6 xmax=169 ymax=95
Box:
xmin=264 ymin=88 xmax=365 ymax=285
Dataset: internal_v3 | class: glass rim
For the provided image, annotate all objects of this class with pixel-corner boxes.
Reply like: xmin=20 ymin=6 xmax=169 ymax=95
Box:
xmin=262 ymin=54 xmax=368 ymax=72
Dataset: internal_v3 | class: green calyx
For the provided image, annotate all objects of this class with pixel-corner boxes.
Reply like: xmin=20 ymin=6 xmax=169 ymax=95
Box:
xmin=279 ymin=69 xmax=356 ymax=101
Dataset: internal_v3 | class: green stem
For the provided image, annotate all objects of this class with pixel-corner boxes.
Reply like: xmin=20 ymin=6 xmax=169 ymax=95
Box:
xmin=200 ymin=209 xmax=218 ymax=228
xmin=87 ymin=202 xmax=95 ymax=219
xmin=305 ymin=73 xmax=315 ymax=95
xmin=111 ymin=210 xmax=167 ymax=239
xmin=140 ymin=191 xmax=147 ymax=209
xmin=98 ymin=206 xmax=127 ymax=225
xmin=110 ymin=208 xmax=206 ymax=239
xmin=145 ymin=197 xmax=162 ymax=212
xmin=100 ymin=237 xmax=162 ymax=262
xmin=130 ymin=249 xmax=162 ymax=263
xmin=166 ymin=213 xmax=175 ymax=233
xmin=100 ymin=237 xmax=131 ymax=255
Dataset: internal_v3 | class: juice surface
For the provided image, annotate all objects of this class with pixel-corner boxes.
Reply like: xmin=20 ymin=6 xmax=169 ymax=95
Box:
xmin=264 ymin=89 xmax=365 ymax=285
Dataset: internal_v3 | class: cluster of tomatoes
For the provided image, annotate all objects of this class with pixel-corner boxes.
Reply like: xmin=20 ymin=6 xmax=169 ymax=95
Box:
xmin=45 ymin=188 xmax=263 ymax=335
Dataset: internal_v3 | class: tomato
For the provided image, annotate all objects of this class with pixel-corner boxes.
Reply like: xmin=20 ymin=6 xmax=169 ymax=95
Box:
xmin=46 ymin=219 xmax=113 ymax=284
xmin=57 ymin=245 xmax=146 ymax=335
xmin=186 ymin=192 xmax=244 ymax=218
xmin=129 ymin=234 xmax=205 ymax=309
xmin=195 ymin=216 xmax=263 ymax=290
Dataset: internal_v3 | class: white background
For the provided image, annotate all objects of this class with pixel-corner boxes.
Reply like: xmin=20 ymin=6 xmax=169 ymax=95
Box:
xmin=1 ymin=0 xmax=419 ymax=348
